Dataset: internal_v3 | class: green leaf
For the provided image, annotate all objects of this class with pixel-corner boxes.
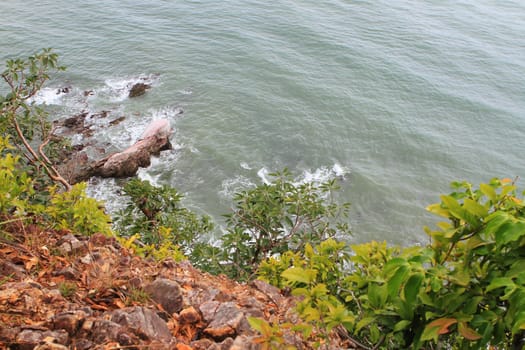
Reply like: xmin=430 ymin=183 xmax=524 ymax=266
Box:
xmin=403 ymin=273 xmax=424 ymax=306
xmin=387 ymin=265 xmax=409 ymax=297
xmin=480 ymin=183 xmax=497 ymax=202
xmin=393 ymin=320 xmax=412 ymax=332
xmin=511 ymin=311 xmax=525 ymax=335
xmin=282 ymin=267 xmax=310 ymax=285
xmin=463 ymin=198 xmax=488 ymax=218
xmin=496 ymin=221 xmax=525 ymax=245
xmin=356 ymin=317 xmax=376 ymax=332
xmin=247 ymin=316 xmax=271 ymax=335
xmin=368 ymin=282 xmax=388 ymax=309
xmin=486 ymin=277 xmax=514 ymax=292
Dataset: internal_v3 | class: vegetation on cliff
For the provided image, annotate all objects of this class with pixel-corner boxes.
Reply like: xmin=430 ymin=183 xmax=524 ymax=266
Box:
xmin=1 ymin=50 xmax=525 ymax=349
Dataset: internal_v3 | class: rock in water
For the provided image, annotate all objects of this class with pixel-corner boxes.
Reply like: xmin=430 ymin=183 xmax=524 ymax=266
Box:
xmin=93 ymin=119 xmax=173 ymax=178
xmin=128 ymin=83 xmax=150 ymax=98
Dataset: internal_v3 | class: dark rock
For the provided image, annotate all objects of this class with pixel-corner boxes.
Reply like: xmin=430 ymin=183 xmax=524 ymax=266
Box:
xmin=144 ymin=278 xmax=183 ymax=315
xmin=57 ymin=87 xmax=70 ymax=94
xmin=15 ymin=329 xmax=68 ymax=350
xmin=63 ymin=112 xmax=88 ymax=129
xmin=89 ymin=319 xmax=125 ymax=344
xmin=110 ymin=306 xmax=172 ymax=342
xmin=129 ymin=83 xmax=151 ymax=98
xmin=91 ymin=110 xmax=109 ymax=118
xmin=109 ymin=116 xmax=126 ymax=126
xmin=53 ymin=267 xmax=77 ymax=280
xmin=56 ymin=151 xmax=94 ymax=185
xmin=238 ymin=296 xmax=265 ymax=318
xmin=203 ymin=302 xmax=245 ymax=341
xmin=179 ymin=306 xmax=201 ymax=324
xmin=0 ymin=326 xmax=19 ymax=344
xmin=0 ymin=260 xmax=26 ymax=279
xmin=52 ymin=310 xmax=88 ymax=335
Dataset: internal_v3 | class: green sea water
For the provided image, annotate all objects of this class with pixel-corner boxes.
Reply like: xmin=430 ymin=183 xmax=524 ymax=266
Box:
xmin=1 ymin=1 xmax=524 ymax=245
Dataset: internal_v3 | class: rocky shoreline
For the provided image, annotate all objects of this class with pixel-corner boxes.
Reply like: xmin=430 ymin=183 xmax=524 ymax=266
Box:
xmin=51 ymin=82 xmax=179 ymax=185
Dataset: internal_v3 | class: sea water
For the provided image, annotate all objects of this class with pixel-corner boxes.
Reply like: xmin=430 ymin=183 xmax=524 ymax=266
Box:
xmin=1 ymin=0 xmax=524 ymax=245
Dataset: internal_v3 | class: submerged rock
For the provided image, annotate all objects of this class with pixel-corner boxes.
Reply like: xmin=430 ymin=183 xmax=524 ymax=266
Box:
xmin=129 ymin=83 xmax=151 ymax=98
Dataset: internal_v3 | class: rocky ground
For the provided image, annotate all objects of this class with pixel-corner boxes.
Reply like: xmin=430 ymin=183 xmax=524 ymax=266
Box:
xmin=0 ymin=226 xmax=298 ymax=349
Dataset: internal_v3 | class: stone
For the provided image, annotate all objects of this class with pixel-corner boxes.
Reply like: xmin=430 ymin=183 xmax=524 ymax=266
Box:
xmin=34 ymin=343 xmax=69 ymax=350
xmin=230 ymin=335 xmax=260 ymax=350
xmin=144 ymin=278 xmax=183 ymax=315
xmin=110 ymin=306 xmax=172 ymax=342
xmin=219 ymin=337 xmax=235 ymax=350
xmin=89 ymin=319 xmax=125 ymax=344
xmin=0 ymin=260 xmax=26 ymax=279
xmin=251 ymin=279 xmax=284 ymax=305
xmin=53 ymin=267 xmax=77 ymax=280
xmin=15 ymin=329 xmax=69 ymax=350
xmin=191 ymin=338 xmax=221 ymax=350
xmin=52 ymin=310 xmax=88 ymax=335
xmin=203 ymin=302 xmax=246 ymax=340
xmin=199 ymin=300 xmax=220 ymax=323
xmin=71 ymin=339 xmax=94 ymax=350
xmin=57 ymin=234 xmax=87 ymax=255
xmin=129 ymin=83 xmax=151 ymax=98
xmin=179 ymin=306 xmax=201 ymax=324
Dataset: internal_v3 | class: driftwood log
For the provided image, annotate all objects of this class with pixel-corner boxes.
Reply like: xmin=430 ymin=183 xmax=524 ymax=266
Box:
xmin=58 ymin=119 xmax=172 ymax=184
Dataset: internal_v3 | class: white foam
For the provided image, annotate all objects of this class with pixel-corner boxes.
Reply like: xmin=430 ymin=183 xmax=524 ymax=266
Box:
xmin=86 ymin=177 xmax=124 ymax=215
xmin=31 ymin=87 xmax=66 ymax=105
xmin=297 ymin=164 xmax=350 ymax=185
xmin=257 ymin=167 xmax=271 ymax=185
xmin=219 ymin=175 xmax=255 ymax=199
xmin=103 ymin=74 xmax=160 ymax=102
xmin=256 ymin=164 xmax=350 ymax=187
xmin=240 ymin=162 xmax=252 ymax=170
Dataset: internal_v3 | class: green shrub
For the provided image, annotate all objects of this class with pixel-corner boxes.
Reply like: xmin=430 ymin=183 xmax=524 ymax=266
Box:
xmin=251 ymin=178 xmax=525 ymax=349
xmin=46 ymin=182 xmax=112 ymax=236
xmin=220 ymin=168 xmax=351 ymax=280
xmin=114 ymin=178 xmax=213 ymax=263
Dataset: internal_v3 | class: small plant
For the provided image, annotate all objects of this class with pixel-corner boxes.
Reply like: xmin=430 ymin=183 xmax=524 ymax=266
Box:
xmin=114 ymin=178 xmax=213 ymax=264
xmin=125 ymin=287 xmax=150 ymax=306
xmin=46 ymin=182 xmax=112 ymax=236
xmin=58 ymin=281 xmax=77 ymax=298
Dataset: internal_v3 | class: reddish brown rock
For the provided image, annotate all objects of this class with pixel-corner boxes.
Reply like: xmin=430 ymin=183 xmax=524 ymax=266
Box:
xmin=110 ymin=306 xmax=172 ymax=342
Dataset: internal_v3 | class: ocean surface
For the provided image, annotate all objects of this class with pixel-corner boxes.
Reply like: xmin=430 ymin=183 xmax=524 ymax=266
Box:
xmin=1 ymin=1 xmax=524 ymax=245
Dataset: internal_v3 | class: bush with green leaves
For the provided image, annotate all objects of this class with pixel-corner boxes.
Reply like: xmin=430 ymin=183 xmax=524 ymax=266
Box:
xmin=251 ymin=178 xmax=525 ymax=349
xmin=1 ymin=48 xmax=70 ymax=190
xmin=0 ymin=136 xmax=35 ymax=217
xmin=1 ymin=50 xmax=111 ymax=239
xmin=114 ymin=178 xmax=214 ymax=262
xmin=220 ymin=168 xmax=351 ymax=279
